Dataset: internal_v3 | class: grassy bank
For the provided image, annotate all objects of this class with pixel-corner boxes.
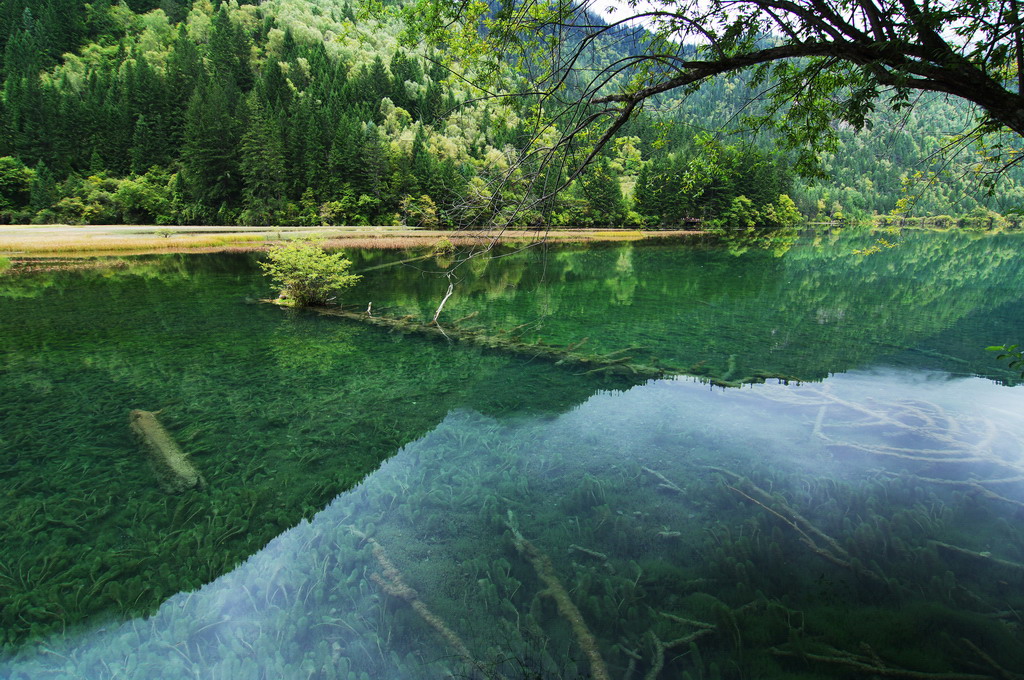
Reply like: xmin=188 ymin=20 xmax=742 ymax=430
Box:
xmin=0 ymin=226 xmax=701 ymax=258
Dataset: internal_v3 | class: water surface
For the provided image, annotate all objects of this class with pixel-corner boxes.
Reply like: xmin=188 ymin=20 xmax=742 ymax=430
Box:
xmin=2 ymin=230 xmax=1023 ymax=678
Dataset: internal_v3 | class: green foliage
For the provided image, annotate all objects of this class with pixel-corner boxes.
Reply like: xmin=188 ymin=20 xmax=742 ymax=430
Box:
xmin=238 ymin=91 xmax=287 ymax=225
xmin=961 ymin=206 xmax=1010 ymax=231
xmin=44 ymin=170 xmax=175 ymax=225
xmin=986 ymin=344 xmax=1024 ymax=379
xmin=705 ymin=193 xmax=804 ymax=238
xmin=576 ymin=158 xmax=626 ymax=226
xmin=400 ymin=193 xmax=438 ymax=228
xmin=318 ymin=188 xmax=377 ymax=227
xmin=260 ymin=241 xmax=361 ymax=306
xmin=113 ymin=167 xmax=174 ymax=224
xmin=719 ymin=195 xmax=759 ymax=230
xmin=0 ymin=156 xmax=33 ymax=210
xmin=431 ymin=235 xmax=455 ymax=254
xmin=0 ymin=0 xmax=1021 ymax=230
xmin=764 ymin=195 xmax=802 ymax=229
xmin=408 ymin=0 xmax=1024 ymax=225
xmin=634 ymin=139 xmax=798 ymax=227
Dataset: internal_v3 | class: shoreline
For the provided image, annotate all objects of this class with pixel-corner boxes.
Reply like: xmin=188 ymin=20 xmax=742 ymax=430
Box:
xmin=0 ymin=225 xmax=704 ymax=258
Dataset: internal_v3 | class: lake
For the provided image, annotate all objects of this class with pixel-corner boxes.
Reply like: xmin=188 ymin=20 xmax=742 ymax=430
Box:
xmin=1 ymin=229 xmax=1023 ymax=679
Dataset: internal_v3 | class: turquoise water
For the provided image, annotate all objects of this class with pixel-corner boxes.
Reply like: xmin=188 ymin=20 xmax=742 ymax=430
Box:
xmin=349 ymin=231 xmax=1024 ymax=383
xmin=1 ymin=231 xmax=1023 ymax=678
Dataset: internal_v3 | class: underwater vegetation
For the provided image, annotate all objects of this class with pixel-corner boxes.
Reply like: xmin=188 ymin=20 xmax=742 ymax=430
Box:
xmin=0 ymin=252 xmax=629 ymax=650
xmin=1 ymin=233 xmax=1024 ymax=678
xmin=2 ymin=375 xmax=1023 ymax=679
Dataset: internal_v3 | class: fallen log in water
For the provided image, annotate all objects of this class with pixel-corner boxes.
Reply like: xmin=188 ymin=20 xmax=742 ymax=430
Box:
xmin=129 ymin=409 xmax=205 ymax=492
xmin=264 ymin=300 xmax=668 ymax=379
xmin=264 ymin=301 xmax=667 ymax=378
xmin=507 ymin=511 xmax=611 ymax=680
xmin=262 ymin=300 xmax=810 ymax=387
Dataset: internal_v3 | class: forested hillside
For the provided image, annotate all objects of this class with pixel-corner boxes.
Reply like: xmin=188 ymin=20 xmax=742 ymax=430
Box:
xmin=0 ymin=0 xmax=1020 ymax=227
xmin=639 ymin=70 xmax=1024 ymax=222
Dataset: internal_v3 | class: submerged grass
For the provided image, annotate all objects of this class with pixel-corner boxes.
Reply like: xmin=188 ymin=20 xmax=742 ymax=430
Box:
xmin=2 ymin=236 xmax=1024 ymax=678
xmin=0 ymin=253 xmax=627 ymax=651
xmin=5 ymin=382 xmax=1022 ymax=679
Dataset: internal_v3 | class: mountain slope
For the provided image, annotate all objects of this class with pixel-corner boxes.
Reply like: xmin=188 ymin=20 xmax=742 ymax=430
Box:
xmin=0 ymin=0 xmax=1020 ymax=227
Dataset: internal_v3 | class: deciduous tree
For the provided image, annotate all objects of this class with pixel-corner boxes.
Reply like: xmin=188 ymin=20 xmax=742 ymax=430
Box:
xmin=410 ymin=0 xmax=1024 ymax=186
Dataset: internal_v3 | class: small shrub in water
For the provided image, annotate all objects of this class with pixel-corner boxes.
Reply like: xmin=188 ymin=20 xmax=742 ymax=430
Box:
xmin=260 ymin=241 xmax=361 ymax=306
xmin=432 ymin=236 xmax=456 ymax=255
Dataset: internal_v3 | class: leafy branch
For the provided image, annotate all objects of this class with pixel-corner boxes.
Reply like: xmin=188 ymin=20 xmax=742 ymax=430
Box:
xmin=986 ymin=343 xmax=1024 ymax=378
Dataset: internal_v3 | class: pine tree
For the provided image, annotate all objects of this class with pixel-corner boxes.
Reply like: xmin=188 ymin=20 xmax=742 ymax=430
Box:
xmin=301 ymin=107 xmax=329 ymax=194
xmin=239 ymin=91 xmax=286 ymax=224
xmin=181 ymin=77 xmax=241 ymax=219
xmin=389 ymin=49 xmax=422 ymax=113
xmin=259 ymin=57 xmax=291 ymax=110
xmin=3 ymin=8 xmax=42 ymax=77
xmin=409 ymin=125 xmax=433 ymax=196
xmin=29 ymin=159 xmax=56 ymax=212
xmin=165 ymin=25 xmax=202 ymax=147
xmin=129 ymin=115 xmax=157 ymax=174
xmin=366 ymin=57 xmax=390 ymax=113
xmin=634 ymin=161 xmax=658 ymax=224
xmin=207 ymin=7 xmax=251 ymax=96
xmin=358 ymin=124 xmax=387 ymax=198
xmin=418 ymin=81 xmax=442 ymax=125
xmin=125 ymin=52 xmax=172 ymax=168
xmin=3 ymin=72 xmax=50 ymax=165
xmin=580 ymin=158 xmax=625 ymax=225
xmin=326 ymin=114 xmax=361 ymax=197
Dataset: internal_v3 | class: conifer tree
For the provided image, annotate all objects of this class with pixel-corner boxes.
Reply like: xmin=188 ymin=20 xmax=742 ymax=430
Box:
xmin=129 ymin=115 xmax=158 ymax=174
xmin=208 ymin=7 xmax=251 ymax=96
xmin=407 ymin=125 xmax=435 ymax=200
xmin=366 ymin=57 xmax=390 ymax=114
xmin=301 ymin=107 xmax=329 ymax=194
xmin=326 ymin=114 xmax=361 ymax=197
xmin=389 ymin=49 xmax=422 ymax=113
xmin=181 ymin=76 xmax=241 ymax=218
xmin=29 ymin=159 xmax=55 ymax=213
xmin=259 ymin=57 xmax=291 ymax=111
xmin=239 ymin=91 xmax=287 ymax=224
xmin=580 ymin=158 xmax=625 ymax=226
xmin=359 ymin=124 xmax=387 ymax=198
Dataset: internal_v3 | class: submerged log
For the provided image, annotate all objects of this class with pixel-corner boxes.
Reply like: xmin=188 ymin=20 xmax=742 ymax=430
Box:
xmin=262 ymin=300 xmax=812 ymax=387
xmin=347 ymin=526 xmax=486 ymax=673
xmin=129 ymin=409 xmax=205 ymax=492
xmin=507 ymin=511 xmax=611 ymax=680
xmin=263 ymin=300 xmax=667 ymax=380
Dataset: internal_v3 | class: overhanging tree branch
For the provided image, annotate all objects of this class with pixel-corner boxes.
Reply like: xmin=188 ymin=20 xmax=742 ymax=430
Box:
xmin=410 ymin=0 xmax=1024 ymax=147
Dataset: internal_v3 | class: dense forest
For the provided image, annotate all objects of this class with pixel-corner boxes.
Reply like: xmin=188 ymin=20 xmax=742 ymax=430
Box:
xmin=0 ymin=0 xmax=1021 ymax=227
xmin=671 ymin=73 xmax=1024 ymax=220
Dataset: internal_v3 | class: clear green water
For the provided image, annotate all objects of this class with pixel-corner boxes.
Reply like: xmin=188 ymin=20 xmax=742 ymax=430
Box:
xmin=1 ymin=230 xmax=1023 ymax=679
xmin=350 ymin=230 xmax=1024 ymax=383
